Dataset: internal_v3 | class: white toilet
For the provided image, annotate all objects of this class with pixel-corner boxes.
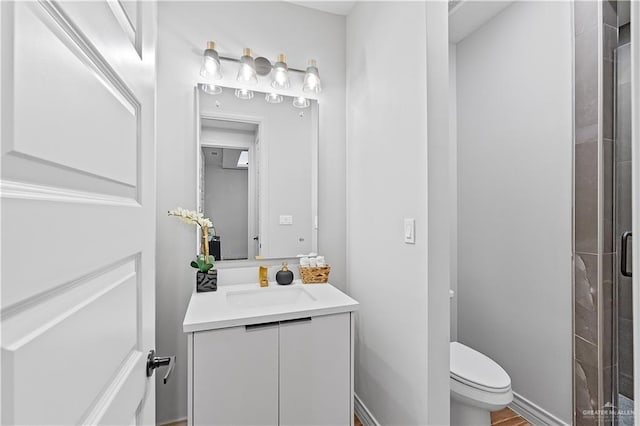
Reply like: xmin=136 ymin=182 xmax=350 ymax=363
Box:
xmin=450 ymin=342 xmax=513 ymax=426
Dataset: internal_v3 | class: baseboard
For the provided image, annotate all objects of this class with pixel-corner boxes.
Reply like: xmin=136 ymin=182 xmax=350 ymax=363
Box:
xmin=510 ymin=392 xmax=569 ymax=426
xmin=354 ymin=393 xmax=380 ymax=426
xmin=157 ymin=418 xmax=187 ymax=426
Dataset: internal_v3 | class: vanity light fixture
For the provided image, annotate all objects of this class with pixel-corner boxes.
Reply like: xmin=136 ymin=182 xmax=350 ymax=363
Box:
xmin=199 ymin=83 xmax=223 ymax=95
xmin=197 ymin=42 xmax=323 ymax=104
xmin=265 ymin=92 xmax=283 ymax=104
xmin=235 ymin=88 xmax=254 ymax=100
xmin=303 ymin=59 xmax=322 ymax=94
xmin=271 ymin=54 xmax=291 ymax=89
xmin=236 ymin=48 xmax=258 ymax=85
xmin=200 ymin=41 xmax=222 ymax=79
xmin=292 ymin=96 xmax=310 ymax=109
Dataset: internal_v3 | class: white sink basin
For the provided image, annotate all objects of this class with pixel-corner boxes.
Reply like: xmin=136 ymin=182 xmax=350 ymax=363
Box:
xmin=226 ymin=287 xmax=316 ymax=309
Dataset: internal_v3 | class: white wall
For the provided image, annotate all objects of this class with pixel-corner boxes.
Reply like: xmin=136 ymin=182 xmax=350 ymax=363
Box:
xmin=156 ymin=2 xmax=346 ymax=423
xmin=346 ymin=2 xmax=450 ymax=423
xmin=456 ymin=2 xmax=573 ymax=422
xmin=449 ymin=42 xmax=458 ymax=341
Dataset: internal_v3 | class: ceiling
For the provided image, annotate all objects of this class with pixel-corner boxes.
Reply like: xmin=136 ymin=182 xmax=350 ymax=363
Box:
xmin=286 ymin=1 xmax=356 ymax=16
xmin=449 ymin=1 xmax=514 ymax=44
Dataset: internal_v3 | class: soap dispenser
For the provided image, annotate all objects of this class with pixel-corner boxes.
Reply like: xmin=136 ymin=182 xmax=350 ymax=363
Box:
xmin=276 ymin=262 xmax=294 ymax=285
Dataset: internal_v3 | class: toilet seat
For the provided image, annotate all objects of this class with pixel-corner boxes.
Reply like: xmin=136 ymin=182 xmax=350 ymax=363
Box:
xmin=450 ymin=342 xmax=511 ymax=393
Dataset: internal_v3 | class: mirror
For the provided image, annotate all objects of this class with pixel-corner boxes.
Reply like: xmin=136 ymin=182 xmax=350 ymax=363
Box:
xmin=196 ymin=86 xmax=318 ymax=262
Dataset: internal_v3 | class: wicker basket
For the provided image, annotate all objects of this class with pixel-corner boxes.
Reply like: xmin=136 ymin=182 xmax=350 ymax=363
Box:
xmin=299 ymin=265 xmax=330 ymax=284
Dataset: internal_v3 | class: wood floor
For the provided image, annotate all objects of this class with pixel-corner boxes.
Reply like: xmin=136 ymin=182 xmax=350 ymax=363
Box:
xmin=170 ymin=409 xmax=524 ymax=426
xmin=490 ymin=407 xmax=531 ymax=426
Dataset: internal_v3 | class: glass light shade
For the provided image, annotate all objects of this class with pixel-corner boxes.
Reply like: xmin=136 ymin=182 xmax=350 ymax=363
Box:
xmin=200 ymin=42 xmax=222 ymax=79
xmin=271 ymin=55 xmax=290 ymax=89
xmin=236 ymin=48 xmax=257 ymax=85
xmin=292 ymin=96 xmax=310 ymax=109
xmin=200 ymin=83 xmax=222 ymax=95
xmin=235 ymin=88 xmax=254 ymax=100
xmin=303 ymin=59 xmax=322 ymax=94
xmin=265 ymin=92 xmax=283 ymax=104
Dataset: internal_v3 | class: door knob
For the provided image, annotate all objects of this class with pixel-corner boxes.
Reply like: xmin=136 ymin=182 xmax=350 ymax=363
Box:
xmin=146 ymin=349 xmax=175 ymax=384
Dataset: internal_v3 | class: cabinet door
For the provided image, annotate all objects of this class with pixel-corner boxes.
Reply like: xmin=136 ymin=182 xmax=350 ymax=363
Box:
xmin=279 ymin=313 xmax=351 ymax=425
xmin=193 ymin=323 xmax=279 ymax=425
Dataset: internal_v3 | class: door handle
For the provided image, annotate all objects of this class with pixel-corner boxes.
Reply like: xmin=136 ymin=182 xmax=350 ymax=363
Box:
xmin=621 ymin=231 xmax=633 ymax=278
xmin=280 ymin=317 xmax=312 ymax=325
xmin=245 ymin=321 xmax=279 ymax=330
xmin=146 ymin=349 xmax=176 ymax=384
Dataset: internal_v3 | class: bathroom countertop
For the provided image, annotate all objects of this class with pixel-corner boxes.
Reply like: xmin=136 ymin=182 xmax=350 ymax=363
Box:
xmin=183 ymin=281 xmax=359 ymax=333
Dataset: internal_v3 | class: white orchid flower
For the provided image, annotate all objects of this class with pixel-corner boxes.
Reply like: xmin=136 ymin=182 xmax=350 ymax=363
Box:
xmin=168 ymin=207 xmax=214 ymax=230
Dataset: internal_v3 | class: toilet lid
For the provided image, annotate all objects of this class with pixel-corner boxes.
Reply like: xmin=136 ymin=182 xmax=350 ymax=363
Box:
xmin=450 ymin=342 xmax=511 ymax=392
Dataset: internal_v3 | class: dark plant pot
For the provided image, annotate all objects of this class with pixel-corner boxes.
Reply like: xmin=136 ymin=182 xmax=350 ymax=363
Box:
xmin=196 ymin=270 xmax=217 ymax=292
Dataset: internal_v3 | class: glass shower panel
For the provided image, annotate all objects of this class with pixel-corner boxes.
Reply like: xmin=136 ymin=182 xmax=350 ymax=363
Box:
xmin=614 ymin=34 xmax=632 ymax=426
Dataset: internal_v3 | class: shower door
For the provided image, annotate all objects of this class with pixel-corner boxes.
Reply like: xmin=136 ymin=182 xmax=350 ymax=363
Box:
xmin=614 ymin=19 xmax=633 ymax=426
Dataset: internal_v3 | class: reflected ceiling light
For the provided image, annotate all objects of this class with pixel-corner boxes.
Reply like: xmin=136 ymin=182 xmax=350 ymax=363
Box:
xmin=292 ymin=96 xmax=310 ymax=109
xmin=199 ymin=83 xmax=222 ymax=95
xmin=236 ymin=48 xmax=258 ymax=85
xmin=271 ymin=54 xmax=290 ymax=89
xmin=237 ymin=151 xmax=249 ymax=168
xmin=200 ymin=41 xmax=222 ymax=79
xmin=265 ymin=92 xmax=283 ymax=104
xmin=303 ymin=59 xmax=322 ymax=94
xmin=235 ymin=88 xmax=254 ymax=100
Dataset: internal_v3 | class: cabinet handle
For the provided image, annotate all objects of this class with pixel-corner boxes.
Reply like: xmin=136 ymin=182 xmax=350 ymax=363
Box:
xmin=280 ymin=317 xmax=312 ymax=325
xmin=245 ymin=321 xmax=279 ymax=330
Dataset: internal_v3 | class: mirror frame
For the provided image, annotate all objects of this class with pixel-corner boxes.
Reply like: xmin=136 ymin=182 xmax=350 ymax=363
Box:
xmin=194 ymin=86 xmax=319 ymax=267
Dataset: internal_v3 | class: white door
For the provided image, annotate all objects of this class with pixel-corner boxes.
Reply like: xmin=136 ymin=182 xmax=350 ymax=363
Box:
xmin=1 ymin=1 xmax=157 ymax=424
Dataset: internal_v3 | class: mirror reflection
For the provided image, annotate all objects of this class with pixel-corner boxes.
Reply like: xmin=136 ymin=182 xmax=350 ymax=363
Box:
xmin=197 ymin=87 xmax=318 ymax=261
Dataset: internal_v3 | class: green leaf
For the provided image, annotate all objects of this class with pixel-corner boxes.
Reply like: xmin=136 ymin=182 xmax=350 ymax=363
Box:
xmin=201 ymin=263 xmax=213 ymax=273
xmin=190 ymin=261 xmax=199 ymax=269
xmin=207 ymin=255 xmax=215 ymax=264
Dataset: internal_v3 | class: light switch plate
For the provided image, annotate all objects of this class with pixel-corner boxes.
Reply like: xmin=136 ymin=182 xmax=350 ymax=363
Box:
xmin=404 ymin=218 xmax=415 ymax=244
xmin=279 ymin=215 xmax=293 ymax=225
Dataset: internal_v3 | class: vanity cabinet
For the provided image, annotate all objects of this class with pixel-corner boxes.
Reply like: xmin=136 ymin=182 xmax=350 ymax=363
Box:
xmin=188 ymin=312 xmax=353 ymax=426
xmin=192 ymin=322 xmax=279 ymax=425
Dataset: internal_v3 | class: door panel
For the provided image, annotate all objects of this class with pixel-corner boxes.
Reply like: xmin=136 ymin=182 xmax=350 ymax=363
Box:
xmin=1 ymin=1 xmax=156 ymax=424
xmin=193 ymin=325 xmax=279 ymax=425
xmin=279 ymin=313 xmax=351 ymax=426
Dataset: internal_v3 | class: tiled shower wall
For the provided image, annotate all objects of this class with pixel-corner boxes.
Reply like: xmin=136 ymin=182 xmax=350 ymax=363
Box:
xmin=573 ymin=1 xmax=618 ymax=424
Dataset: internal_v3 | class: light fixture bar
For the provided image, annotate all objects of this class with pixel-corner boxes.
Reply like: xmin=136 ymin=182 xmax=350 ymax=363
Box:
xmin=218 ymin=55 xmax=307 ymax=74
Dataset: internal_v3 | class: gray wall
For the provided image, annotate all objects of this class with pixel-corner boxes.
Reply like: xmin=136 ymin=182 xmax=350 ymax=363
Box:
xmin=456 ymin=2 xmax=573 ymax=423
xmin=156 ymin=2 xmax=346 ymax=423
xmin=204 ymin=157 xmax=248 ymax=260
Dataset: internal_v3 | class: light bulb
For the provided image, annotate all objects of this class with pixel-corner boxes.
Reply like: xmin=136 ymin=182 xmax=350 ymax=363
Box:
xmin=200 ymin=83 xmax=222 ymax=95
xmin=235 ymin=88 xmax=254 ymax=100
xmin=292 ymin=96 xmax=310 ymax=109
xmin=271 ymin=54 xmax=290 ymax=89
xmin=265 ymin=93 xmax=283 ymax=104
xmin=200 ymin=41 xmax=222 ymax=79
xmin=303 ymin=59 xmax=322 ymax=94
xmin=236 ymin=48 xmax=257 ymax=85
